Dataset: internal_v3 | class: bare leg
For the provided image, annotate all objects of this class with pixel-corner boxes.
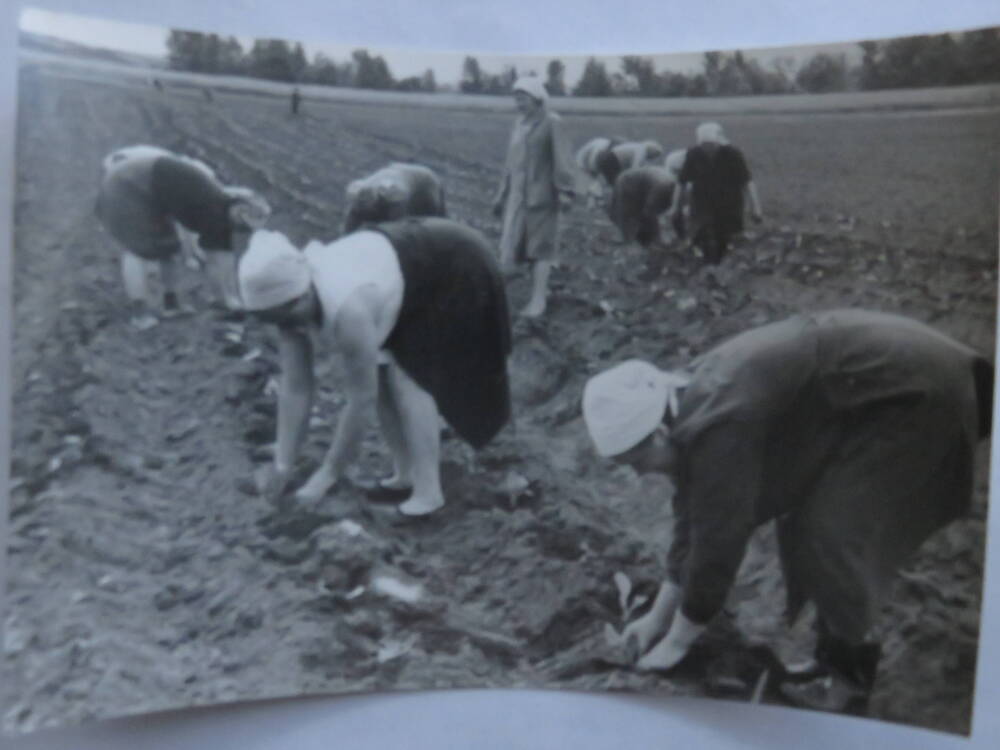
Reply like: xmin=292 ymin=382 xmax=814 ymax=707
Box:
xmin=521 ymin=259 xmax=552 ymax=318
xmin=121 ymin=251 xmax=160 ymax=329
xmin=120 ymin=250 xmax=152 ymax=302
xmin=376 ymin=366 xmax=412 ymax=489
xmin=159 ymin=254 xmax=181 ymax=312
xmin=386 ymin=364 xmax=444 ymax=516
xmin=205 ymin=251 xmax=244 ymax=310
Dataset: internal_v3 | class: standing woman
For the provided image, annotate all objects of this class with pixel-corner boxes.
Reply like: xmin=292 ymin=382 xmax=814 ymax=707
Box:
xmin=96 ymin=145 xmax=270 ymax=327
xmin=492 ymin=76 xmax=576 ymax=318
xmin=239 ymin=217 xmax=512 ymax=518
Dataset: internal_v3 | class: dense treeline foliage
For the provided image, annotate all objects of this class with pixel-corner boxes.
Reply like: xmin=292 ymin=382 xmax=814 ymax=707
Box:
xmin=165 ymin=28 xmax=999 ymax=96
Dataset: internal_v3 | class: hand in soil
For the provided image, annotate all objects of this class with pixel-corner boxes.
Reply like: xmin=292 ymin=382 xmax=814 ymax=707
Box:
xmin=636 ymin=633 xmax=690 ymax=672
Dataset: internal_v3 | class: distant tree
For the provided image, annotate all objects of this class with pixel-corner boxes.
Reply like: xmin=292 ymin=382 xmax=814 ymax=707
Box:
xmin=621 ymin=55 xmax=658 ymax=96
xmin=218 ymin=36 xmax=245 ymax=75
xmin=660 ymin=70 xmax=691 ymax=97
xmin=956 ymin=27 xmax=1000 ymax=83
xmin=290 ymin=42 xmax=308 ymax=81
xmin=546 ymin=59 xmax=566 ymax=96
xmin=481 ymin=65 xmax=518 ymax=95
xmin=717 ymin=51 xmax=752 ymax=95
xmin=461 ymin=56 xmax=483 ymax=93
xmin=421 ymin=68 xmax=437 ymax=92
xmin=857 ymin=40 xmax=883 ymax=89
xmin=166 ymin=30 xmax=206 ymax=72
xmin=877 ymin=34 xmax=960 ymax=87
xmin=796 ymin=52 xmax=848 ymax=92
xmin=352 ymin=49 xmax=395 ymax=89
xmin=396 ymin=76 xmax=424 ymax=92
xmin=703 ymin=51 xmax=723 ymax=94
xmin=687 ymin=73 xmax=708 ymax=97
xmin=247 ymin=39 xmax=296 ymax=81
xmin=573 ymin=57 xmax=612 ymax=96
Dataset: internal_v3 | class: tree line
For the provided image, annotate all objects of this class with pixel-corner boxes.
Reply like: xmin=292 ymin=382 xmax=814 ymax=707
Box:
xmin=165 ymin=32 xmax=436 ymax=92
xmin=167 ymin=28 xmax=998 ymax=96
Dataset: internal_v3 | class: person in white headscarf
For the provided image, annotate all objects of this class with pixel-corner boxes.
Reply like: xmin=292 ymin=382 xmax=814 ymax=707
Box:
xmin=583 ymin=310 xmax=992 ymax=714
xmin=239 ymin=217 xmax=512 ymax=518
xmin=96 ymin=144 xmax=270 ymax=328
xmin=667 ymin=121 xmax=762 ymax=265
xmin=492 ymin=75 xmax=576 ymax=318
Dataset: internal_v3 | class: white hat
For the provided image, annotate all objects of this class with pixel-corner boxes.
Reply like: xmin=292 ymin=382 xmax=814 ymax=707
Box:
xmin=582 ymin=360 xmax=690 ymax=457
xmin=696 ymin=122 xmax=728 ymax=145
xmin=238 ymin=230 xmax=311 ymax=311
xmin=513 ymin=76 xmax=549 ymax=103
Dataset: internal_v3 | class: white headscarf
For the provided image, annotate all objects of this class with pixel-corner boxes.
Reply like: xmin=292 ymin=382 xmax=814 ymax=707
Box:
xmin=512 ymin=76 xmax=549 ymax=104
xmin=582 ymin=359 xmax=690 ymax=457
xmin=238 ymin=230 xmax=311 ymax=311
xmin=696 ymin=122 xmax=728 ymax=145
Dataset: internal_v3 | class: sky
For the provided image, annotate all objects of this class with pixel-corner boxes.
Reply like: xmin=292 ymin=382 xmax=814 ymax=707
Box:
xmin=19 ymin=6 xmax=867 ymax=87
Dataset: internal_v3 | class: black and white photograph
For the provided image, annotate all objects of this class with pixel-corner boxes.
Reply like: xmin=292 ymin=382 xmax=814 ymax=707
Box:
xmin=3 ymin=0 xmax=1000 ymax=741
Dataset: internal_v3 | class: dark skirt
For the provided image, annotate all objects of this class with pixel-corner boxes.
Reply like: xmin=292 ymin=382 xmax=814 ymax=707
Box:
xmin=95 ymin=173 xmax=181 ymax=261
xmin=372 ymin=217 xmax=512 ymax=448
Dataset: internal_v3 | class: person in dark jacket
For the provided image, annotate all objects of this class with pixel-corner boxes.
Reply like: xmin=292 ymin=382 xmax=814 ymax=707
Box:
xmin=239 ymin=217 xmax=512 ymax=517
xmin=96 ymin=145 xmax=270 ymax=327
xmin=668 ymin=122 xmax=762 ymax=265
xmin=583 ymin=309 xmax=993 ymax=711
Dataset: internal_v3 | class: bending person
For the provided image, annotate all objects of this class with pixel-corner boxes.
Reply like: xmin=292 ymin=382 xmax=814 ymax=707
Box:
xmin=493 ymin=76 xmax=575 ymax=318
xmin=668 ymin=122 xmax=761 ymax=265
xmin=96 ymin=144 xmax=270 ymax=327
xmin=583 ymin=309 xmax=992 ymax=711
xmin=239 ymin=217 xmax=512 ymax=517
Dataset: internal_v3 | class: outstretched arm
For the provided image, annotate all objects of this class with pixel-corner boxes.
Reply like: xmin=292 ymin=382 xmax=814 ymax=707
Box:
xmin=294 ymin=290 xmax=380 ymax=502
xmin=745 ymin=181 xmax=763 ymax=222
xmin=636 ymin=423 xmax=763 ymax=671
xmin=274 ymin=327 xmax=315 ymax=474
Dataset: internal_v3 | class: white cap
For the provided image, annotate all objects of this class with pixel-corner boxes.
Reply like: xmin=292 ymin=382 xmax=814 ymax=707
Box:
xmin=696 ymin=122 xmax=728 ymax=145
xmin=582 ymin=360 xmax=690 ymax=457
xmin=238 ymin=230 xmax=311 ymax=311
xmin=513 ymin=76 xmax=549 ymax=103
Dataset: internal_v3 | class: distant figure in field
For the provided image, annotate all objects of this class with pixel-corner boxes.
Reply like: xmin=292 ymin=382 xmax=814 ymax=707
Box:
xmin=668 ymin=122 xmax=762 ymax=265
xmin=608 ymin=165 xmax=683 ymax=278
xmin=290 ymin=87 xmax=302 ymax=115
xmin=238 ymin=217 xmax=512 ymax=517
xmin=152 ymin=78 xmax=164 ymax=92
xmin=202 ymin=87 xmax=214 ymax=103
xmin=343 ymin=163 xmax=447 ymax=234
xmin=585 ymin=309 xmax=993 ymax=713
xmin=493 ymin=76 xmax=575 ymax=318
xmin=596 ymin=140 xmax=664 ymax=192
xmin=575 ymin=136 xmax=622 ymax=209
xmin=96 ymin=145 xmax=270 ymax=328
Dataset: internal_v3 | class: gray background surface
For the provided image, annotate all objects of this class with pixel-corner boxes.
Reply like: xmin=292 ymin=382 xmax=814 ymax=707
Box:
xmin=2 ymin=1 xmax=1000 ymax=748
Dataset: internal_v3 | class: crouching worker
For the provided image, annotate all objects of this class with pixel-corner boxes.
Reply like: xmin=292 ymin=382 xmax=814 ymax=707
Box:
xmin=582 ymin=309 xmax=993 ymax=712
xmin=96 ymin=145 xmax=270 ymax=327
xmin=239 ymin=217 xmax=513 ymax=517
xmin=608 ymin=165 xmax=681 ymax=279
